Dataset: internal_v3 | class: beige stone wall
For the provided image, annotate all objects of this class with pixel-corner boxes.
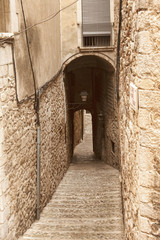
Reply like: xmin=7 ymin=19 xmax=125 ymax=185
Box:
xmin=119 ymin=1 xmax=160 ymax=239
xmin=39 ymin=74 xmax=70 ymax=210
xmin=0 ymin=43 xmax=70 ymax=239
xmin=103 ymin=72 xmax=120 ymax=169
xmin=73 ymin=110 xmax=83 ymax=148
xmin=0 ymin=44 xmax=37 ymax=240
xmin=84 ymin=111 xmax=92 ymax=135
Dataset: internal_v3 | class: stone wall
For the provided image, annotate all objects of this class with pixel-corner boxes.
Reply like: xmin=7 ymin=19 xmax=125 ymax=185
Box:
xmin=39 ymin=74 xmax=70 ymax=210
xmin=73 ymin=110 xmax=83 ymax=148
xmin=0 ymin=43 xmax=70 ymax=240
xmin=84 ymin=111 xmax=92 ymax=135
xmin=103 ymin=73 xmax=120 ymax=169
xmin=119 ymin=1 xmax=160 ymax=239
xmin=0 ymin=43 xmax=37 ymax=240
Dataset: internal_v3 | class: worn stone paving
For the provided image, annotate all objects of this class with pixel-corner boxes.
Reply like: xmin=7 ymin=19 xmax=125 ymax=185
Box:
xmin=19 ymin=133 xmax=124 ymax=240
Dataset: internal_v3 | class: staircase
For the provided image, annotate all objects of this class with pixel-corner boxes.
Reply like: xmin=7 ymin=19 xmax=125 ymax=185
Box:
xmin=19 ymin=134 xmax=124 ymax=240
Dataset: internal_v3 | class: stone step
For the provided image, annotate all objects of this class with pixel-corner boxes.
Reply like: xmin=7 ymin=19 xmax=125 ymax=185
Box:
xmin=48 ymin=197 xmax=121 ymax=203
xmin=43 ymin=204 xmax=121 ymax=214
xmin=20 ymin=231 xmax=124 ymax=240
xmin=46 ymin=202 xmax=122 ymax=209
xmin=33 ymin=217 xmax=123 ymax=226
xmin=52 ymin=191 xmax=121 ymax=197
xmin=40 ymin=211 xmax=122 ymax=219
xmin=27 ymin=223 xmax=123 ymax=232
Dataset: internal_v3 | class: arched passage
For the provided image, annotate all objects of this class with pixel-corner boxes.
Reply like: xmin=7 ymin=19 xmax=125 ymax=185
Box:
xmin=64 ymin=55 xmax=120 ymax=168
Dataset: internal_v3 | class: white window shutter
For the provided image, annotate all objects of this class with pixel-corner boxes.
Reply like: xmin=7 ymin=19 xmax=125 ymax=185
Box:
xmin=82 ymin=0 xmax=111 ymax=36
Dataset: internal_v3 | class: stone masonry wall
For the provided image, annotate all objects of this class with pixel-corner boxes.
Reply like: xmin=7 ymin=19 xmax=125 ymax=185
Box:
xmin=84 ymin=111 xmax=92 ymax=135
xmin=119 ymin=1 xmax=160 ymax=239
xmin=39 ymin=74 xmax=70 ymax=210
xmin=0 ymin=43 xmax=37 ymax=240
xmin=103 ymin=73 xmax=120 ymax=169
xmin=73 ymin=110 xmax=83 ymax=149
xmin=0 ymin=43 xmax=70 ymax=239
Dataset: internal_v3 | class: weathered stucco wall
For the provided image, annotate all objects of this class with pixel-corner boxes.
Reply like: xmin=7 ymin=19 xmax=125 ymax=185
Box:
xmin=119 ymin=0 xmax=160 ymax=239
xmin=0 ymin=0 xmax=10 ymax=32
xmin=0 ymin=0 xmax=18 ymax=32
xmin=61 ymin=0 xmax=78 ymax=61
xmin=0 ymin=43 xmax=71 ymax=240
xmin=14 ymin=0 xmax=61 ymax=101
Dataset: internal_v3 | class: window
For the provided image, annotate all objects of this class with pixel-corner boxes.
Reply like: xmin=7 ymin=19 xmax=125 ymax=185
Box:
xmin=82 ymin=0 xmax=112 ymax=47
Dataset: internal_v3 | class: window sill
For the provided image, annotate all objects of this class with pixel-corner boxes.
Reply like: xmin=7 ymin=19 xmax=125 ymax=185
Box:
xmin=78 ymin=46 xmax=115 ymax=53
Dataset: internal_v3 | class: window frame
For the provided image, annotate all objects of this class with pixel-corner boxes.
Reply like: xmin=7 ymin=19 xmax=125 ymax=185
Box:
xmin=77 ymin=0 xmax=114 ymax=49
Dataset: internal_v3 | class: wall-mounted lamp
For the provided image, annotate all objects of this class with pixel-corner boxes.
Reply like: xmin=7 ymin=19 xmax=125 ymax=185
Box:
xmin=80 ymin=90 xmax=88 ymax=102
xmin=98 ymin=112 xmax=103 ymax=121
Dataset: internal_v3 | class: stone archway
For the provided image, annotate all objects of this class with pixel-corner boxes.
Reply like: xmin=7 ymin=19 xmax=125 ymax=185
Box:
xmin=64 ymin=54 xmax=120 ymax=168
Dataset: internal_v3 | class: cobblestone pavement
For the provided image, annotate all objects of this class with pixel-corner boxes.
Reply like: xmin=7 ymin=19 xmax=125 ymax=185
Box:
xmin=19 ymin=134 xmax=124 ymax=240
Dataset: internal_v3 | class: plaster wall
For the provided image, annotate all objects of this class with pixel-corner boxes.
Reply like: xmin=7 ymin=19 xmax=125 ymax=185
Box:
xmin=0 ymin=0 xmax=18 ymax=32
xmin=14 ymin=0 xmax=61 ymax=101
xmin=119 ymin=0 xmax=160 ymax=239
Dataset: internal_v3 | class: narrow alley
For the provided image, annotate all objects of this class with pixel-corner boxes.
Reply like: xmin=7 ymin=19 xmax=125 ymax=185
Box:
xmin=19 ymin=120 xmax=124 ymax=240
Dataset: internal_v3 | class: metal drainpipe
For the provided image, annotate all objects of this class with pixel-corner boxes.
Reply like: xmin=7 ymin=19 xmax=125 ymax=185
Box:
xmin=36 ymin=125 xmax=41 ymax=220
xmin=36 ymin=90 xmax=41 ymax=220
xmin=116 ymin=0 xmax=123 ymax=102
xmin=117 ymin=0 xmax=125 ymax=225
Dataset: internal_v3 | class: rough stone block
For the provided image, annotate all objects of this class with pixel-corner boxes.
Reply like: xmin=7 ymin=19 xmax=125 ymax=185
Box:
xmin=140 ymin=129 xmax=160 ymax=148
xmin=0 ymin=166 xmax=5 ymax=183
xmin=1 ymin=179 xmax=9 ymax=193
xmin=140 ymin=202 xmax=160 ymax=220
xmin=0 ymin=66 xmax=8 ymax=78
xmin=0 ymin=195 xmax=5 ymax=211
xmin=138 ymin=108 xmax=151 ymax=129
xmin=0 ymin=222 xmax=8 ymax=239
xmin=0 ymin=129 xmax=4 ymax=144
xmin=139 ymin=170 xmax=160 ymax=188
xmin=139 ymin=90 xmax=160 ymax=109
xmin=136 ymin=31 xmax=153 ymax=54
xmin=136 ymin=54 xmax=160 ymax=78
xmin=8 ymin=64 xmax=14 ymax=77
xmin=139 ymin=232 xmax=158 ymax=240
xmin=0 ymin=156 xmax=6 ymax=168
xmin=153 ymin=0 xmax=160 ymax=8
xmin=135 ymin=78 xmax=155 ymax=90
xmin=0 ymin=144 xmax=3 ymax=158
xmin=139 ymin=216 xmax=151 ymax=234
xmin=0 ymin=92 xmax=7 ymax=102
xmin=139 ymin=186 xmax=151 ymax=203
xmin=135 ymin=0 xmax=149 ymax=10
xmin=138 ymin=145 xmax=154 ymax=171
xmin=0 ymin=209 xmax=8 ymax=224
xmin=0 ymin=45 xmax=12 ymax=66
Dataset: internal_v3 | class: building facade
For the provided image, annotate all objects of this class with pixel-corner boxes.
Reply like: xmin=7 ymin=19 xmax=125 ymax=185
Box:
xmin=0 ymin=0 xmax=159 ymax=239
